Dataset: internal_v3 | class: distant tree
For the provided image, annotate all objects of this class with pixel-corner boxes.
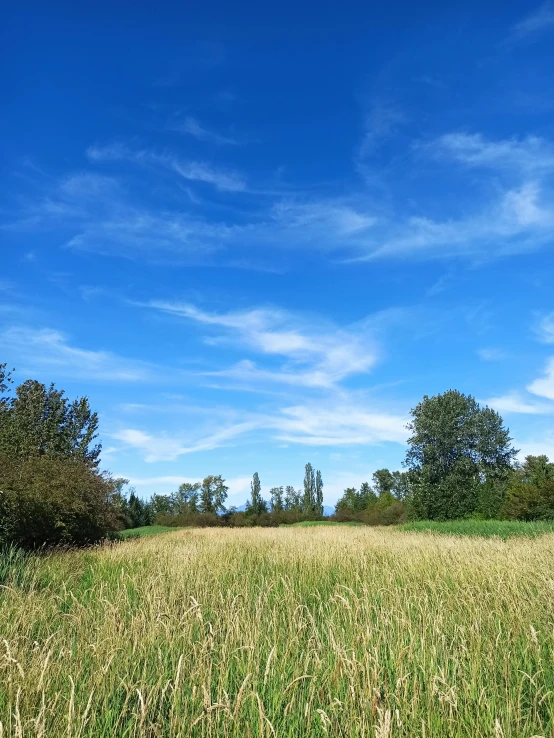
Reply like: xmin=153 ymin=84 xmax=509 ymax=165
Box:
xmin=315 ymin=470 xmax=324 ymax=516
xmin=372 ymin=469 xmax=395 ymax=497
xmin=501 ymin=455 xmax=554 ymax=521
xmin=284 ymin=485 xmax=302 ymax=511
xmin=270 ymin=486 xmax=284 ymax=512
xmin=335 ymin=487 xmax=361 ymax=512
xmin=150 ymin=493 xmax=174 ymax=518
xmin=390 ymin=471 xmax=411 ymax=501
xmin=406 ymin=390 xmax=517 ymax=520
xmin=303 ymin=463 xmax=316 ymax=512
xmin=128 ymin=488 xmax=152 ymax=528
xmin=199 ymin=475 xmax=228 ymax=514
xmin=173 ymin=482 xmax=200 ymax=514
xmin=359 ymin=482 xmax=378 ymax=508
xmin=246 ymin=472 xmax=268 ymax=515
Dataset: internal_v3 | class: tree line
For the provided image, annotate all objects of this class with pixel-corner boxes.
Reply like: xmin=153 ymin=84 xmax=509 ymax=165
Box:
xmin=1 ymin=362 xmax=553 ymax=548
xmin=334 ymin=390 xmax=554 ymax=522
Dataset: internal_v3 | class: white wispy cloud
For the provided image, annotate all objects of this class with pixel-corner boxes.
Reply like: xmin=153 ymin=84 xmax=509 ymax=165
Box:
xmin=527 ymin=357 xmax=554 ymax=400
xmin=113 ymin=421 xmax=260 ymax=461
xmin=429 ymin=132 xmax=554 ymax=174
xmin=478 ymin=347 xmax=509 ymax=361
xmin=86 ymin=143 xmax=246 ymax=192
xmin=1 ymin=326 xmax=155 ymax=382
xmin=147 ymin=302 xmax=379 ymax=388
xmin=168 ymin=116 xmax=239 ymax=145
xmin=512 ymin=2 xmax=554 ymax=39
xmin=483 ymin=391 xmax=553 ymax=415
xmin=534 ymin=312 xmax=554 ymax=343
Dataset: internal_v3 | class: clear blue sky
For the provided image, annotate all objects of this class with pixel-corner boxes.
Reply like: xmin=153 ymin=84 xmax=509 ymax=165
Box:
xmin=2 ymin=0 xmax=554 ymax=505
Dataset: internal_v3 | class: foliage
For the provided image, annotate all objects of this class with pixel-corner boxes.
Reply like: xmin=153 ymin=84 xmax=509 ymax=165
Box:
xmin=246 ymin=472 xmax=268 ymax=515
xmin=0 ymin=453 xmax=118 ymax=548
xmin=406 ymin=390 xmax=517 ymax=520
xmin=199 ymin=475 xmax=228 ymax=514
xmin=2 ymin=527 xmax=554 ymax=736
xmin=0 ymin=369 xmax=101 ymax=467
xmin=501 ymin=455 xmax=554 ymax=521
xmin=400 ymin=518 xmax=554 ymax=539
xmin=302 ymin=463 xmax=323 ymax=514
xmin=269 ymin=486 xmax=284 ymax=512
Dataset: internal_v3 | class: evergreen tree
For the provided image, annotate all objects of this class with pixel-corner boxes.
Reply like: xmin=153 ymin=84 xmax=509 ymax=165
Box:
xmin=359 ymin=482 xmax=378 ymax=508
xmin=372 ymin=469 xmax=395 ymax=496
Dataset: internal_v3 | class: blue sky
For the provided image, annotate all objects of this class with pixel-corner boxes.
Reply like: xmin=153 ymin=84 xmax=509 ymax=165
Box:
xmin=2 ymin=1 xmax=554 ymax=506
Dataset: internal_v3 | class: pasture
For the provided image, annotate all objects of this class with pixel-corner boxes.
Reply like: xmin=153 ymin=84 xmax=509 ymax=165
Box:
xmin=1 ymin=526 xmax=553 ymax=737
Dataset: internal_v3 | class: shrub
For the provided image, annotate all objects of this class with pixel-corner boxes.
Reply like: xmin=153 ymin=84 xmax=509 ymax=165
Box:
xmin=0 ymin=454 xmax=118 ymax=548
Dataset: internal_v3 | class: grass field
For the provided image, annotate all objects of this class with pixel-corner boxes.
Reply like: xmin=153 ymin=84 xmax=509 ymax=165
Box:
xmin=1 ymin=527 xmax=554 ymax=737
xmin=400 ymin=518 xmax=554 ymax=539
xmin=119 ymin=525 xmax=177 ymax=538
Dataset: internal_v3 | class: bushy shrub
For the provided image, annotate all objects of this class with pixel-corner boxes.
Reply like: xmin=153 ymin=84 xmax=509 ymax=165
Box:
xmin=0 ymin=454 xmax=118 ymax=548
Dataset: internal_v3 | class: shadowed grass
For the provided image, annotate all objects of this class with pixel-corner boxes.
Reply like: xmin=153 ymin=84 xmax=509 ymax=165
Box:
xmin=401 ymin=518 xmax=554 ymax=539
xmin=1 ymin=527 xmax=554 ymax=737
xmin=119 ymin=525 xmax=177 ymax=539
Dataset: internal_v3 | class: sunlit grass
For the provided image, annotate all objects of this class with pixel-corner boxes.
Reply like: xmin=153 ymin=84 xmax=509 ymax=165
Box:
xmin=1 ymin=527 xmax=553 ymax=737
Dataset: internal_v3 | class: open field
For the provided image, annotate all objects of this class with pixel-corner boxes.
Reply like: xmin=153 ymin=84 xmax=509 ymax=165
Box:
xmin=400 ymin=519 xmax=554 ymax=539
xmin=1 ymin=527 xmax=554 ymax=737
xmin=119 ymin=525 xmax=177 ymax=539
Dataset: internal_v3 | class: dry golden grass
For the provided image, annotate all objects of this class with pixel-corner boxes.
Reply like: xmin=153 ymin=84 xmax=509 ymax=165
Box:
xmin=1 ymin=526 xmax=554 ymax=737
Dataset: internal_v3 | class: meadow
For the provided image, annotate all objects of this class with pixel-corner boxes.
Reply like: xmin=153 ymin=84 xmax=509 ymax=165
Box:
xmin=1 ymin=526 xmax=554 ymax=738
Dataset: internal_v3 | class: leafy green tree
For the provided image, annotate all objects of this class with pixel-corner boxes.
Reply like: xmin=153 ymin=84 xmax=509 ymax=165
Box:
xmin=501 ymin=455 xmax=554 ymax=520
xmin=270 ymin=486 xmax=284 ymax=512
xmin=335 ymin=487 xmax=361 ymax=512
xmin=199 ymin=475 xmax=228 ymax=514
xmin=246 ymin=472 xmax=268 ymax=515
xmin=173 ymin=482 xmax=200 ymax=514
xmin=150 ymin=493 xmax=174 ymax=518
xmin=0 ymin=371 xmax=101 ymax=467
xmin=315 ymin=470 xmax=324 ymax=516
xmin=359 ymin=481 xmax=378 ymax=508
xmin=284 ymin=485 xmax=302 ymax=511
xmin=406 ymin=390 xmax=517 ymax=520
xmin=303 ymin=463 xmax=316 ymax=512
xmin=372 ymin=469 xmax=395 ymax=496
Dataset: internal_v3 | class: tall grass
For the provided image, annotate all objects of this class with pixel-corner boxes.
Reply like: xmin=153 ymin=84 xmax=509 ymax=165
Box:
xmin=401 ymin=518 xmax=554 ymax=539
xmin=1 ymin=527 xmax=553 ymax=737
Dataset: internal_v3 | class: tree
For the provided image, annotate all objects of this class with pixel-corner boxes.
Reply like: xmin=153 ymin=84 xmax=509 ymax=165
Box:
xmin=359 ymin=482 xmax=378 ymax=508
xmin=246 ymin=472 xmax=267 ymax=515
xmin=315 ymin=470 xmax=324 ymax=516
xmin=405 ymin=390 xmax=517 ymax=520
xmin=173 ymin=482 xmax=200 ymax=514
xmin=284 ymin=485 xmax=302 ymax=511
xmin=501 ymin=455 xmax=554 ymax=520
xmin=270 ymin=486 xmax=284 ymax=512
xmin=128 ymin=488 xmax=152 ymax=528
xmin=0 ymin=372 xmax=101 ymax=467
xmin=199 ymin=475 xmax=228 ymax=514
xmin=303 ymin=463 xmax=316 ymax=512
xmin=372 ymin=469 xmax=395 ymax=497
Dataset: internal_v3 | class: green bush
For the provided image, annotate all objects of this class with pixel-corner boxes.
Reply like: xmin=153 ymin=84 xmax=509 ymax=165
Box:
xmin=0 ymin=454 xmax=118 ymax=548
